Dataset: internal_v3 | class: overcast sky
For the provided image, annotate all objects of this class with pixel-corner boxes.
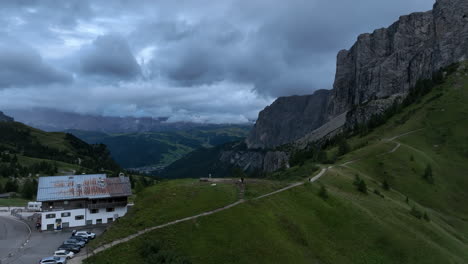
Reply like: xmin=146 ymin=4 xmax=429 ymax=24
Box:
xmin=0 ymin=0 xmax=434 ymax=123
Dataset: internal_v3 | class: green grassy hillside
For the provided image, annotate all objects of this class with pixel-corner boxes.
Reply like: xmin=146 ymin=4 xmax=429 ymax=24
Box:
xmin=86 ymin=63 xmax=468 ymax=264
xmin=0 ymin=121 xmax=121 ymax=205
xmin=69 ymin=126 xmax=250 ymax=170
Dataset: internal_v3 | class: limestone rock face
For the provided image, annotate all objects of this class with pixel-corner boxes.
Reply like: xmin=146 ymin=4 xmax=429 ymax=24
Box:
xmin=246 ymin=90 xmax=330 ymax=149
xmin=219 ymin=150 xmax=289 ymax=173
xmin=247 ymin=0 xmax=468 ymax=150
xmin=0 ymin=111 xmax=13 ymax=122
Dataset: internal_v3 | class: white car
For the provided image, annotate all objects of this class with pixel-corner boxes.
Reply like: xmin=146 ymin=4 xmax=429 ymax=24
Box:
xmin=73 ymin=230 xmax=96 ymax=239
xmin=54 ymin=250 xmax=74 ymax=259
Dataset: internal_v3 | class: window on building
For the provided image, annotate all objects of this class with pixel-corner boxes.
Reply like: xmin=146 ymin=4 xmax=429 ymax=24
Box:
xmin=75 ymin=215 xmax=84 ymax=220
xmin=86 ymin=220 xmax=92 ymax=225
xmin=107 ymin=218 xmax=113 ymax=223
xmin=61 ymin=212 xmax=71 ymax=217
xmin=91 ymin=209 xmax=99 ymax=214
xmin=96 ymin=219 xmax=102 ymax=224
xmin=48 ymin=202 xmax=53 ymax=206
xmin=64 ymin=201 xmax=69 ymax=205
xmin=45 ymin=213 xmax=56 ymax=219
xmin=106 ymin=208 xmax=115 ymax=212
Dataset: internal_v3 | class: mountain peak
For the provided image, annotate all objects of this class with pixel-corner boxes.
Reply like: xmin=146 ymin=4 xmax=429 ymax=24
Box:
xmin=0 ymin=111 xmax=14 ymax=122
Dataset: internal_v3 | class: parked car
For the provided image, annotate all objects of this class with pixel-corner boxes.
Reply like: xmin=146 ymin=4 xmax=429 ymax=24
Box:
xmin=57 ymin=244 xmax=80 ymax=254
xmin=54 ymin=250 xmax=74 ymax=259
xmin=39 ymin=256 xmax=67 ymax=264
xmin=64 ymin=238 xmax=85 ymax=248
xmin=70 ymin=235 xmax=89 ymax=243
xmin=73 ymin=230 xmax=96 ymax=239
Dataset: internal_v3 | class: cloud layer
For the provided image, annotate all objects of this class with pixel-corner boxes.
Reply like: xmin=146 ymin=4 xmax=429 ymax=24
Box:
xmin=0 ymin=0 xmax=434 ymax=123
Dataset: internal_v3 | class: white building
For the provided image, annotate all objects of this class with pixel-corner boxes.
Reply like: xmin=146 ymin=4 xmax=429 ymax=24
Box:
xmin=36 ymin=174 xmax=132 ymax=231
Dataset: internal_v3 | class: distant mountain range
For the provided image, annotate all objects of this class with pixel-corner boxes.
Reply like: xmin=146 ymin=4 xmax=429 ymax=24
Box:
xmin=67 ymin=126 xmax=250 ymax=173
xmin=5 ymin=108 xmax=252 ymax=133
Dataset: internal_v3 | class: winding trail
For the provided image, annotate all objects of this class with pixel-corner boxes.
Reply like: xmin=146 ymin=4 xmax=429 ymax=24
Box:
xmin=71 ymin=128 xmax=424 ymax=263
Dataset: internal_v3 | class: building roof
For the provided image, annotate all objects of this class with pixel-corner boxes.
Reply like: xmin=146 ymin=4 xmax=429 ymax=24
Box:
xmin=36 ymin=174 xmax=132 ymax=202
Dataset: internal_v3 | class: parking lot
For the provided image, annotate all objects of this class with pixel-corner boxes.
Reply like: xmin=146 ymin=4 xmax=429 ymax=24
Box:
xmin=2 ymin=221 xmax=104 ymax=264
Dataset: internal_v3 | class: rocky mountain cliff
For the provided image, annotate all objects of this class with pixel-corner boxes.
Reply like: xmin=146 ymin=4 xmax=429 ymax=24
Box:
xmin=0 ymin=111 xmax=13 ymax=122
xmin=218 ymin=0 xmax=468 ymax=173
xmin=247 ymin=0 xmax=468 ymax=150
xmin=246 ymin=90 xmax=330 ymax=149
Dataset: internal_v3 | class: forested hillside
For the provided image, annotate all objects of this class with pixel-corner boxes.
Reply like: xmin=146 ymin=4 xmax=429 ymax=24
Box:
xmin=0 ymin=119 xmax=121 ymax=204
xmin=70 ymin=126 xmax=250 ymax=171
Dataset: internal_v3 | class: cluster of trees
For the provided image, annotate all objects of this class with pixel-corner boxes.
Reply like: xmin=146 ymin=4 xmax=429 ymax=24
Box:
xmin=130 ymin=175 xmax=156 ymax=193
xmin=353 ymin=174 xmax=368 ymax=194
xmin=0 ymin=122 xmax=120 ymax=175
xmin=0 ymin=155 xmax=57 ymax=178
xmin=0 ymin=178 xmax=37 ymax=199
xmin=290 ymin=146 xmax=330 ymax=167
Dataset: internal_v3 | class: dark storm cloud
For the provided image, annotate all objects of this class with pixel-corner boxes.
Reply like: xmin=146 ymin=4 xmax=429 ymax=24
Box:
xmin=0 ymin=38 xmax=72 ymax=88
xmin=80 ymin=35 xmax=141 ymax=79
xmin=134 ymin=0 xmax=434 ymax=97
xmin=0 ymin=0 xmax=435 ymax=122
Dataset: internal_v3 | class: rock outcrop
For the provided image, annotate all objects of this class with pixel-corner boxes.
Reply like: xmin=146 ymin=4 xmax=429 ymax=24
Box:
xmin=0 ymin=111 xmax=13 ymax=122
xmin=246 ymin=90 xmax=330 ymax=149
xmin=247 ymin=0 xmax=468 ymax=150
xmin=219 ymin=149 xmax=289 ymax=173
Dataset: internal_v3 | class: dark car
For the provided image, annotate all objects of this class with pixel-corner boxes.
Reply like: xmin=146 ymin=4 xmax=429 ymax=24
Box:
xmin=63 ymin=239 xmax=85 ymax=248
xmin=70 ymin=236 xmax=89 ymax=243
xmin=57 ymin=244 xmax=80 ymax=254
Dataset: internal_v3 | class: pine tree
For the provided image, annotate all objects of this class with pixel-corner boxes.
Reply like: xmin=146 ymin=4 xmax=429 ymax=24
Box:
xmin=318 ymin=185 xmax=329 ymax=200
xmin=338 ymin=138 xmax=351 ymax=156
xmin=4 ymin=178 xmax=18 ymax=193
xmin=382 ymin=179 xmax=390 ymax=190
xmin=353 ymin=174 xmax=361 ymax=186
xmin=21 ymin=178 xmax=35 ymax=200
xmin=423 ymin=164 xmax=434 ymax=184
xmin=358 ymin=179 xmax=368 ymax=194
xmin=423 ymin=212 xmax=430 ymax=222
xmin=410 ymin=206 xmax=423 ymax=219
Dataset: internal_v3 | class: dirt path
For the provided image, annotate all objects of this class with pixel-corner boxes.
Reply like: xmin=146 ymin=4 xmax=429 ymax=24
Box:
xmin=71 ymin=129 xmax=424 ymax=264
xmin=71 ymin=170 xmax=327 ymax=263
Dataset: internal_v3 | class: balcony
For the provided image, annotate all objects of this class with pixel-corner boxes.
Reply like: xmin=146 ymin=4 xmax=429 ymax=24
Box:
xmin=87 ymin=201 xmax=128 ymax=209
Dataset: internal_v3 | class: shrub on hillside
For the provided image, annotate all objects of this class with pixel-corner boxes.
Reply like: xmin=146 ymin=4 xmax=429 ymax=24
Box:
xmin=423 ymin=212 xmax=430 ymax=222
xmin=382 ymin=179 xmax=390 ymax=191
xmin=410 ymin=206 xmax=423 ymax=219
xmin=141 ymin=240 xmax=191 ymax=264
xmin=353 ymin=175 xmax=368 ymax=194
xmin=423 ymin=164 xmax=434 ymax=184
xmin=318 ymin=185 xmax=329 ymax=200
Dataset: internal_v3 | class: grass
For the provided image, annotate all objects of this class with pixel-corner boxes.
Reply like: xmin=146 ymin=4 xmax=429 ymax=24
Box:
xmin=90 ymin=179 xmax=239 ymax=247
xmin=86 ymin=63 xmax=468 ymax=264
xmin=0 ymin=197 xmax=28 ymax=207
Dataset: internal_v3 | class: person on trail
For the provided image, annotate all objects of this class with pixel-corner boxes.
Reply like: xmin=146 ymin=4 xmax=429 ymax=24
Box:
xmin=241 ymin=177 xmax=244 ymax=183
